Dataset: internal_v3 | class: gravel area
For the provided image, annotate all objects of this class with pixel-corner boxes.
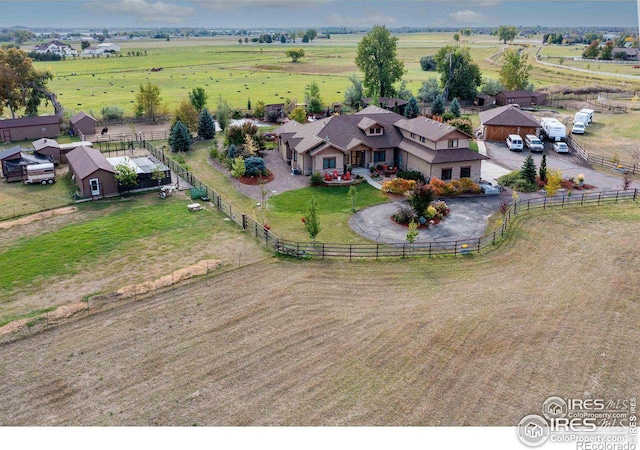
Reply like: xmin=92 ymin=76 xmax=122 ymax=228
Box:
xmin=208 ymin=147 xmax=309 ymax=202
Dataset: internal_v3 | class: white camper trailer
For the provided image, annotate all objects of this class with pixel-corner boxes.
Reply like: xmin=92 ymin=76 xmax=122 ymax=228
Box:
xmin=540 ymin=118 xmax=566 ymax=142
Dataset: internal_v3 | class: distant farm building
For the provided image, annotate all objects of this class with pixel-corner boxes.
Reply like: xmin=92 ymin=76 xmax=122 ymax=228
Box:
xmin=495 ymin=90 xmax=547 ymax=107
xmin=70 ymin=111 xmax=97 ymax=137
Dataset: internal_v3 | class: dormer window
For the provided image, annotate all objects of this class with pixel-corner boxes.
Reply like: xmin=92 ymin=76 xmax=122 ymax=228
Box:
xmin=419 ymin=136 xmax=425 ymax=143
xmin=369 ymin=126 xmax=383 ymax=135
xmin=448 ymin=139 xmax=459 ymax=148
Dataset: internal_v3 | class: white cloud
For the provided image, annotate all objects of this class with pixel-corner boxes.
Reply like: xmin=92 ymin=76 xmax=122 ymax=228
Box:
xmin=93 ymin=0 xmax=195 ymax=24
xmin=200 ymin=0 xmax=334 ymax=12
xmin=449 ymin=9 xmax=490 ymax=24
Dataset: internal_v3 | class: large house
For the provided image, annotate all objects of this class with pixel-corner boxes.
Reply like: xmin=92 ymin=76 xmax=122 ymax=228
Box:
xmin=33 ymin=40 xmax=78 ymax=57
xmin=275 ymin=106 xmax=486 ymax=182
xmin=81 ymin=42 xmax=121 ymax=57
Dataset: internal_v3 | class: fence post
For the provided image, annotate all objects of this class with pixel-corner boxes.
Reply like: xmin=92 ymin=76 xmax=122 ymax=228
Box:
xmin=376 ymin=244 xmax=379 ymax=260
xmin=634 ymin=189 xmax=637 ymax=201
xmin=429 ymin=242 xmax=432 ymax=257
xmin=242 ymin=214 xmax=247 ymax=230
xmin=454 ymin=241 xmax=458 ymax=256
xmin=349 ymin=244 xmax=351 ymax=261
xmin=543 ymin=197 xmax=547 ymax=209
xmin=402 ymin=243 xmax=406 ymax=259
xmin=598 ymin=192 xmax=602 ymax=205
xmin=581 ymin=193 xmax=585 ymax=206
xmin=477 ymin=238 xmax=481 ymax=253
xmin=493 ymin=231 xmax=496 ymax=246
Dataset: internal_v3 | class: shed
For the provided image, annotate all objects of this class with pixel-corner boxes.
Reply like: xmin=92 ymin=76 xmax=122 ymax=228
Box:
xmin=479 ymin=105 xmax=541 ymax=141
xmin=106 ymin=155 xmax=171 ymax=190
xmin=69 ymin=112 xmax=97 ymax=137
xmin=0 ymin=116 xmax=61 ymax=143
xmin=32 ymin=138 xmax=61 ymax=164
xmin=495 ymin=90 xmax=547 ymax=107
xmin=475 ymin=94 xmax=495 ymax=107
xmin=66 ymin=146 xmax=118 ymax=198
xmin=0 ymin=146 xmax=24 ymax=180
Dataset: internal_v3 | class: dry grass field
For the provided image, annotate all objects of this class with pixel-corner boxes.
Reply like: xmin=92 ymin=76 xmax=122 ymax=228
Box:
xmin=1 ymin=202 xmax=638 ymax=426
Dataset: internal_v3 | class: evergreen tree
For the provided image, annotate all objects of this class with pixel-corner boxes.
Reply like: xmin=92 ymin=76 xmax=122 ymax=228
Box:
xmin=168 ymin=120 xmax=192 ymax=152
xmin=431 ymin=94 xmax=445 ymax=116
xmin=450 ymin=98 xmax=461 ymax=117
xmin=404 ymin=96 xmax=420 ymax=119
xmin=521 ymin=154 xmax=537 ymax=185
xmin=230 ymin=156 xmax=246 ymax=178
xmin=198 ymin=108 xmax=215 ymax=140
xmin=539 ymin=153 xmax=547 ymax=182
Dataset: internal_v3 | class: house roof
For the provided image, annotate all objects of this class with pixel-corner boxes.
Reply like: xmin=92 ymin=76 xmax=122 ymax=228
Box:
xmin=479 ymin=105 xmax=541 ymax=128
xmin=397 ymin=140 xmax=486 ymax=164
xmin=395 ymin=116 xmax=471 ymax=140
xmin=70 ymin=111 xmax=97 ymax=124
xmin=33 ymin=138 xmax=60 ymax=151
xmin=66 ymin=146 xmax=114 ymax=179
xmin=0 ymin=145 xmax=23 ymax=161
xmin=497 ymin=90 xmax=547 ymax=99
xmin=363 ymin=97 xmax=408 ymax=108
xmin=0 ymin=115 xmax=61 ymax=130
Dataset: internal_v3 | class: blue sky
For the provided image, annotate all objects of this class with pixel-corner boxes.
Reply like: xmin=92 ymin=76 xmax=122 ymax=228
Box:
xmin=1 ymin=1 xmax=639 ymax=29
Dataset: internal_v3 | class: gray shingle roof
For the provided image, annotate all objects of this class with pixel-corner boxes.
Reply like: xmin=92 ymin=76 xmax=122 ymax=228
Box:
xmin=479 ymin=105 xmax=541 ymax=127
xmin=66 ymin=146 xmax=114 ymax=179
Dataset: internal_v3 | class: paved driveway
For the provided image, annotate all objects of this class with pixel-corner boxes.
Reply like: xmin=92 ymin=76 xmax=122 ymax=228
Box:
xmin=349 ymin=196 xmax=502 ymax=244
xmin=483 ymin=141 xmax=640 ymax=192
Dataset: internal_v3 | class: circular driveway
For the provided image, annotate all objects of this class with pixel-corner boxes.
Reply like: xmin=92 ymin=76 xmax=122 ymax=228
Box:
xmin=349 ymin=196 xmax=502 ymax=244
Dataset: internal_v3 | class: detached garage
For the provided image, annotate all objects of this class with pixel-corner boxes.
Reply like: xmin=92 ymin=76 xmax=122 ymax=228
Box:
xmin=479 ymin=105 xmax=541 ymax=141
xmin=66 ymin=146 xmax=118 ymax=199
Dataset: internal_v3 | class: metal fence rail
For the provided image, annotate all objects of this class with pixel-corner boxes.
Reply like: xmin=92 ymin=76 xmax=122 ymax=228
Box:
xmin=142 ymin=140 xmax=639 ymax=260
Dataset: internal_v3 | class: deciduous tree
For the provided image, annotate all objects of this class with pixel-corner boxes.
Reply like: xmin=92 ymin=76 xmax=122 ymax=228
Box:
xmin=499 ymin=48 xmax=532 ymax=90
xmin=497 ymin=25 xmax=518 ymax=44
xmin=173 ymin=99 xmax=199 ymax=133
xmin=0 ymin=48 xmax=53 ymax=118
xmin=433 ymin=45 xmax=482 ymax=101
xmin=114 ymin=162 xmax=138 ymax=193
xmin=355 ymin=25 xmax=405 ymax=98
xmin=303 ymin=197 xmax=322 ymax=241
xmin=188 ymin=86 xmax=207 ymax=113
xmin=134 ymin=80 xmax=162 ymax=120
xmin=289 ymin=106 xmax=307 ymax=124
xmin=343 ymin=75 xmax=364 ymax=111
xmin=285 ymin=48 xmax=305 ymax=62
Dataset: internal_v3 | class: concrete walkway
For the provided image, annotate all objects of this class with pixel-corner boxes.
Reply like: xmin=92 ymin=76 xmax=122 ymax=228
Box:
xmin=352 ymin=167 xmax=382 ymax=189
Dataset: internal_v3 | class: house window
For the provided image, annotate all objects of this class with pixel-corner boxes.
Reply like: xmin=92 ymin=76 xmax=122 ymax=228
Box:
xmin=369 ymin=126 xmax=383 ymax=135
xmin=373 ymin=151 xmax=386 ymax=163
xmin=441 ymin=168 xmax=453 ymax=180
xmin=448 ymin=139 xmax=459 ymax=148
xmin=293 ymin=151 xmax=297 ymax=162
xmin=410 ymin=132 xmax=415 ymax=138
xmin=460 ymin=166 xmax=471 ymax=178
xmin=419 ymin=136 xmax=426 ymax=143
xmin=323 ymin=157 xmax=336 ymax=169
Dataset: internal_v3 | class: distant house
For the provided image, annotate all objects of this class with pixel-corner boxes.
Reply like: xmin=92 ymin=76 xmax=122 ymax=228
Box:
xmin=66 ymin=146 xmax=118 ymax=198
xmin=479 ymin=104 xmax=541 ymax=141
xmin=70 ymin=111 xmax=97 ymax=137
xmin=495 ymin=90 xmax=547 ymax=107
xmin=362 ymin=97 xmax=408 ymax=115
xmin=276 ymin=105 xmax=486 ymax=182
xmin=0 ymin=116 xmax=61 ymax=143
xmin=33 ymin=40 xmax=78 ymax=57
xmin=612 ymin=48 xmax=640 ymax=61
xmin=97 ymin=42 xmax=121 ymax=53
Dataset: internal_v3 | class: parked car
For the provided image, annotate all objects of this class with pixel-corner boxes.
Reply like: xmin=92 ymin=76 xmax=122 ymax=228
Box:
xmin=506 ymin=134 xmax=523 ymax=151
xmin=479 ymin=181 xmax=500 ymax=195
xmin=572 ymin=122 xmax=586 ymax=134
xmin=525 ymin=135 xmax=544 ymax=152
xmin=553 ymin=142 xmax=569 ymax=154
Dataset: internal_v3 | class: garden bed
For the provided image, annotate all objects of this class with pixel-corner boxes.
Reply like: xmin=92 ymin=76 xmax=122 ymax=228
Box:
xmin=238 ymin=171 xmax=275 ymax=185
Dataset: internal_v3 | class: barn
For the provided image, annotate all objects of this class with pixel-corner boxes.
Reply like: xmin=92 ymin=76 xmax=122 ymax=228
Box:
xmin=66 ymin=146 xmax=118 ymax=198
xmin=69 ymin=112 xmax=97 ymax=137
xmin=495 ymin=90 xmax=547 ymax=107
xmin=0 ymin=116 xmax=61 ymax=143
xmin=479 ymin=105 xmax=541 ymax=141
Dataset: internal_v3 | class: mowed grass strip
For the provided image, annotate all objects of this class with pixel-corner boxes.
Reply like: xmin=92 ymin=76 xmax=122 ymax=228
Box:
xmin=0 ymin=195 xmax=217 ymax=296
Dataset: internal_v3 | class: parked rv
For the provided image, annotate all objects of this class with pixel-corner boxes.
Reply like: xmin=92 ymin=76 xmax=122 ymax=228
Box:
xmin=574 ymin=112 xmax=590 ymax=127
xmin=540 ymin=118 xmax=566 ymax=142
xmin=24 ymin=163 xmax=55 ymax=185
xmin=578 ymin=108 xmax=594 ymax=124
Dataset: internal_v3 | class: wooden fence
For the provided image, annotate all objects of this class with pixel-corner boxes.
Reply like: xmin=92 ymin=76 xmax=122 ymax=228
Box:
xmin=567 ymin=135 xmax=639 ymax=175
xmin=143 ymin=141 xmax=639 ymax=259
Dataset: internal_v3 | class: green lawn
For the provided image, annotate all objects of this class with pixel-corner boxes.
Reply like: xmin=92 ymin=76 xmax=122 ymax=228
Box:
xmin=0 ymin=195 xmax=221 ymax=297
xmin=266 ymin=183 xmax=389 ymax=242
xmin=0 ymin=171 xmax=75 ymax=221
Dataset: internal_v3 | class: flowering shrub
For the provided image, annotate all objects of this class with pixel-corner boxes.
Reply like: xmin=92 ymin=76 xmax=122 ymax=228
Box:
xmin=381 ymin=178 xmax=416 ymax=195
xmin=428 ymin=177 xmax=481 ymax=196
xmin=424 ymin=205 xmax=437 ymax=220
xmin=392 ymin=207 xmax=417 ymax=225
xmin=433 ymin=200 xmax=449 ymax=216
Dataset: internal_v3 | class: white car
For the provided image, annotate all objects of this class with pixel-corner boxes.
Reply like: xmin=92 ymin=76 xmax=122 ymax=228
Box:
xmin=572 ymin=122 xmax=586 ymax=134
xmin=553 ymin=142 xmax=569 ymax=154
